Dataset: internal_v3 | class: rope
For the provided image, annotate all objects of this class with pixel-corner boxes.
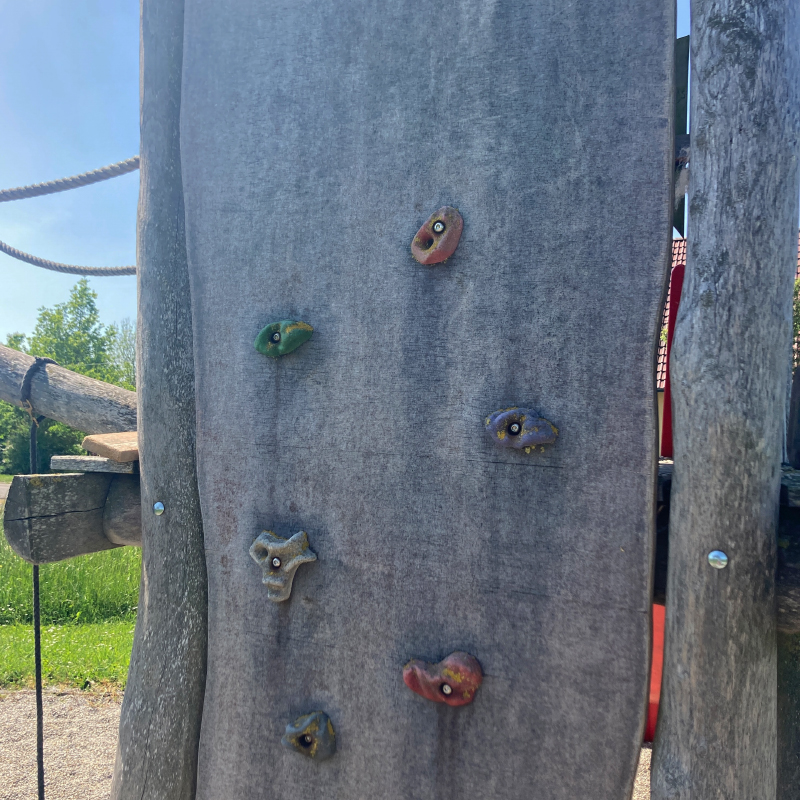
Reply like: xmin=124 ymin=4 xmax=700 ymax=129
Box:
xmin=0 ymin=157 xmax=139 ymax=203
xmin=0 ymin=239 xmax=135 ymax=276
xmin=21 ymin=358 xmax=54 ymax=800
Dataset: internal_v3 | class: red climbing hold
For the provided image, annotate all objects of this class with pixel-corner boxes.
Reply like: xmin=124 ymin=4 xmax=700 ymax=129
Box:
xmin=403 ymin=651 xmax=483 ymax=707
xmin=411 ymin=206 xmax=464 ymax=265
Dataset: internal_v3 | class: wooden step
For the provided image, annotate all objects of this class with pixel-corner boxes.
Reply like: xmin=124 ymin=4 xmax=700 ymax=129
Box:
xmin=81 ymin=431 xmax=139 ymax=462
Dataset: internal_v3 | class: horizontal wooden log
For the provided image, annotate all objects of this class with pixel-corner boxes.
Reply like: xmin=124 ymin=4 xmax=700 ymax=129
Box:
xmin=51 ymin=455 xmax=138 ymax=474
xmin=0 ymin=344 xmax=137 ymax=434
xmin=3 ymin=473 xmax=141 ymax=564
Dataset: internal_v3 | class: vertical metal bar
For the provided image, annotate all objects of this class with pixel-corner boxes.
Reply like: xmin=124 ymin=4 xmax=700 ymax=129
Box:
xmin=30 ymin=419 xmax=45 ymax=800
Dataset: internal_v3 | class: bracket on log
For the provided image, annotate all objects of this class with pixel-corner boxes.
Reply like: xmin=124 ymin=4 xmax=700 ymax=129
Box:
xmin=2 ymin=472 xmax=141 ymax=564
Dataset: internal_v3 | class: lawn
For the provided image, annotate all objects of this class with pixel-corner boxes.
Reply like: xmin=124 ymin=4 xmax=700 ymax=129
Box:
xmin=0 ymin=474 xmax=12 ymax=482
xmin=0 ymin=516 xmax=140 ymax=689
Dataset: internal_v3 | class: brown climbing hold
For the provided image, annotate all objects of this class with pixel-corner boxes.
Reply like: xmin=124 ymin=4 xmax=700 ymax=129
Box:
xmin=411 ymin=206 xmax=463 ymax=265
xmin=403 ymin=650 xmax=483 ymax=707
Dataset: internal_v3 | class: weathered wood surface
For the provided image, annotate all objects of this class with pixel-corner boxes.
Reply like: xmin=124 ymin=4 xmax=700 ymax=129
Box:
xmin=110 ymin=0 xmax=207 ymax=796
xmin=0 ymin=344 xmax=137 ymax=434
xmin=82 ymin=431 xmax=139 ymax=462
xmin=778 ymin=628 xmax=800 ymax=800
xmin=102 ymin=476 xmax=142 ymax=546
xmin=51 ymin=455 xmax=138 ymax=474
xmin=181 ymin=2 xmax=673 ymax=798
xmin=652 ymin=2 xmax=800 ymax=797
xmin=3 ymin=473 xmax=119 ymax=563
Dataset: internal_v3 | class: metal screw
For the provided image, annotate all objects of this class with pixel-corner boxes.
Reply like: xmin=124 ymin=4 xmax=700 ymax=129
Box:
xmin=300 ymin=734 xmax=313 ymax=747
xmin=271 ymin=557 xmax=282 ymax=569
xmin=708 ymin=550 xmax=728 ymax=569
xmin=441 ymin=683 xmax=453 ymax=696
xmin=153 ymin=501 xmax=165 ymax=516
xmin=432 ymin=220 xmax=445 ymax=234
xmin=271 ymin=332 xmax=281 ymax=343
xmin=509 ymin=422 xmax=521 ymax=435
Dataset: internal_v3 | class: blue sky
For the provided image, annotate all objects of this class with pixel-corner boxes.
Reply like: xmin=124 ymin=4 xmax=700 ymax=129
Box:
xmin=0 ymin=0 xmax=691 ymax=343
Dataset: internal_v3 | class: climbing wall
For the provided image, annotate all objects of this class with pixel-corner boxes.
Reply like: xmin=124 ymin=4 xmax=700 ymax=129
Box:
xmin=180 ymin=1 xmax=674 ymax=797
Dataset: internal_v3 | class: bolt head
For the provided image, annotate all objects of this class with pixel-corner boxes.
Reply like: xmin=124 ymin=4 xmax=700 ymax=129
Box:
xmin=271 ymin=332 xmax=281 ymax=343
xmin=708 ymin=550 xmax=728 ymax=569
xmin=509 ymin=423 xmax=521 ymax=435
xmin=271 ymin=557 xmax=282 ymax=569
xmin=432 ymin=220 xmax=445 ymax=234
xmin=300 ymin=734 xmax=313 ymax=747
xmin=153 ymin=501 xmax=165 ymax=516
xmin=441 ymin=683 xmax=453 ymax=696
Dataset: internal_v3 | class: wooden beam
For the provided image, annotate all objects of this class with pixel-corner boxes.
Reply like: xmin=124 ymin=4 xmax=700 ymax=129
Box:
xmin=111 ymin=0 xmax=207 ymax=796
xmin=4 ymin=473 xmax=120 ymax=563
xmin=51 ymin=455 xmax=137 ymax=474
xmin=81 ymin=431 xmax=139 ymax=462
xmin=652 ymin=2 xmax=800 ymax=796
xmin=0 ymin=344 xmax=137 ymax=434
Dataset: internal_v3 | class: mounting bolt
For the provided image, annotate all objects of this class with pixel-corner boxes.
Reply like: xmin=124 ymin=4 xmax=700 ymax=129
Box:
xmin=153 ymin=501 xmax=165 ymax=516
xmin=441 ymin=683 xmax=453 ymax=696
xmin=271 ymin=557 xmax=282 ymax=569
xmin=271 ymin=332 xmax=281 ymax=342
xmin=509 ymin=423 xmax=521 ymax=435
xmin=432 ymin=220 xmax=445 ymax=234
xmin=708 ymin=550 xmax=728 ymax=569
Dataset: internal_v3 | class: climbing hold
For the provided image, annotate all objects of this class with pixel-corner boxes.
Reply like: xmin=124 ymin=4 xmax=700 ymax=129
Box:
xmin=249 ymin=530 xmax=317 ymax=602
xmin=403 ymin=651 xmax=483 ymax=707
xmin=411 ymin=206 xmax=464 ymax=265
xmin=254 ymin=320 xmax=313 ymax=358
xmin=282 ymin=711 xmax=336 ymax=761
xmin=485 ymin=407 xmax=558 ymax=452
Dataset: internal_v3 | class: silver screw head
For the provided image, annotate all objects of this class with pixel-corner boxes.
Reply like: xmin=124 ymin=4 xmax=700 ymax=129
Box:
xmin=271 ymin=556 xmax=282 ymax=569
xmin=509 ymin=423 xmax=521 ymax=435
xmin=153 ymin=501 xmax=165 ymax=516
xmin=300 ymin=734 xmax=313 ymax=747
xmin=708 ymin=550 xmax=728 ymax=569
xmin=441 ymin=683 xmax=453 ymax=696
xmin=271 ymin=332 xmax=281 ymax=343
xmin=432 ymin=220 xmax=445 ymax=234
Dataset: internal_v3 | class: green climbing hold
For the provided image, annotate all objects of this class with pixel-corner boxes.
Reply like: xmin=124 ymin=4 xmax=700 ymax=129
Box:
xmin=254 ymin=320 xmax=313 ymax=358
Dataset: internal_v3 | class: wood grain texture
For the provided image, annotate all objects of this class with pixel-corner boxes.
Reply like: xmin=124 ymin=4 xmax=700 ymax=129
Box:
xmin=81 ymin=432 xmax=139 ymax=462
xmin=110 ymin=0 xmax=207 ymax=797
xmin=2 ymin=473 xmax=118 ymax=564
xmin=652 ymin=2 xmax=800 ymax=797
xmin=180 ymin=2 xmax=673 ymax=798
xmin=51 ymin=456 xmax=138 ymax=474
xmin=0 ymin=344 xmax=137 ymax=434
xmin=103 ymin=476 xmax=142 ymax=547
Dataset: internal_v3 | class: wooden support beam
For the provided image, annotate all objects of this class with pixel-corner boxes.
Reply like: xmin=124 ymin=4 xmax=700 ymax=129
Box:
xmin=2 ymin=473 xmax=141 ymax=564
xmin=652 ymin=2 xmax=800 ymax=796
xmin=51 ymin=455 xmax=137 ymax=474
xmin=111 ymin=0 xmax=207 ymax=796
xmin=0 ymin=344 xmax=137 ymax=434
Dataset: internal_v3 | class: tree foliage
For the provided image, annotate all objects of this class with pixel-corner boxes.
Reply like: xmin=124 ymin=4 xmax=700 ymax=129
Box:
xmin=0 ymin=280 xmax=135 ymax=475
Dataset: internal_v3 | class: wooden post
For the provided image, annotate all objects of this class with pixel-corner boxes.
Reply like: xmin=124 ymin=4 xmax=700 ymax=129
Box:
xmin=652 ymin=2 xmax=800 ymax=798
xmin=110 ymin=0 xmax=207 ymax=797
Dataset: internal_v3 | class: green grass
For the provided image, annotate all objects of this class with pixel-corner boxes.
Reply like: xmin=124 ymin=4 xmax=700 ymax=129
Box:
xmin=0 ymin=621 xmax=136 ymax=689
xmin=0 ymin=517 xmax=140 ymax=688
xmin=0 ymin=474 xmax=12 ymax=482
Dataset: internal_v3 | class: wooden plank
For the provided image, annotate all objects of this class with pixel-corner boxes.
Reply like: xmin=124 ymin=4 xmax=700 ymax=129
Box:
xmin=0 ymin=344 xmax=137 ymax=434
xmin=2 ymin=473 xmax=117 ymax=564
xmin=180 ymin=2 xmax=673 ymax=798
xmin=81 ymin=431 xmax=139 ymax=462
xmin=110 ymin=0 xmax=208 ymax=796
xmin=652 ymin=2 xmax=800 ymax=796
xmin=51 ymin=455 xmax=137 ymax=474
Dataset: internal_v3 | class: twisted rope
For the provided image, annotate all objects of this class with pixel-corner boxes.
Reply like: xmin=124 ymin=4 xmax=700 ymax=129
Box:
xmin=0 ymin=157 xmax=139 ymax=274
xmin=0 ymin=238 xmax=135 ymax=275
xmin=0 ymin=156 xmax=139 ymax=203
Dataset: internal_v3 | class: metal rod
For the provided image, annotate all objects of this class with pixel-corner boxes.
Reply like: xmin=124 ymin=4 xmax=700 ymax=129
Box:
xmin=30 ymin=419 xmax=45 ymax=800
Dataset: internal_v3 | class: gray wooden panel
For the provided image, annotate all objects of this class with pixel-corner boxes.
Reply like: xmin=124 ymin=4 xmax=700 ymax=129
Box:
xmin=3 ymin=473 xmax=117 ymax=563
xmin=181 ymin=1 xmax=673 ymax=798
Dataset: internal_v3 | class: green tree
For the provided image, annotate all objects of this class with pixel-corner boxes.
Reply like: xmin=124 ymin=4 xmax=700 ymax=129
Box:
xmin=1 ymin=280 xmax=133 ymax=475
